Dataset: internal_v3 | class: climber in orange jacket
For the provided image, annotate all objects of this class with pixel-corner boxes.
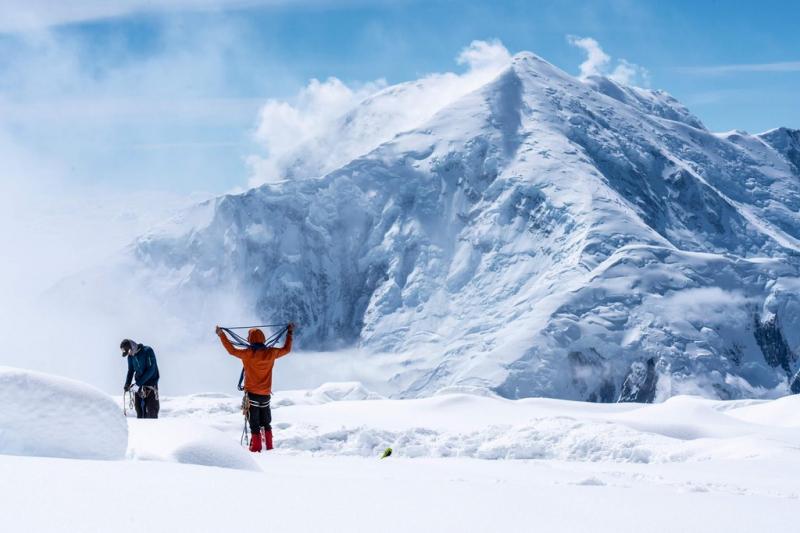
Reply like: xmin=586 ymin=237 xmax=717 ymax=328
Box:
xmin=216 ymin=324 xmax=293 ymax=452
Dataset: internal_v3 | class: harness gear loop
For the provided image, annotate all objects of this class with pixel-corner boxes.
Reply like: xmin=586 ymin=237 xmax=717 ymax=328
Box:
xmin=240 ymin=392 xmax=250 ymax=446
xmin=139 ymin=386 xmax=159 ymax=401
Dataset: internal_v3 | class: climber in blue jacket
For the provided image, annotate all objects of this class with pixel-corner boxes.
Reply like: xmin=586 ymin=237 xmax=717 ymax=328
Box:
xmin=121 ymin=339 xmax=160 ymax=418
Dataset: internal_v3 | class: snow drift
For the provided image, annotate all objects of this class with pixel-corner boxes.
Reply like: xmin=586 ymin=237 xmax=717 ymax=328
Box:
xmin=0 ymin=367 xmax=127 ymax=460
xmin=73 ymin=51 xmax=800 ymax=402
xmin=127 ymin=418 xmax=259 ymax=471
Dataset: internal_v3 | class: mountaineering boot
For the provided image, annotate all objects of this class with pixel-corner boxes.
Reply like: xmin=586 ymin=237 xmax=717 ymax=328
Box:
xmin=265 ymin=429 xmax=274 ymax=451
xmin=249 ymin=431 xmax=262 ymax=453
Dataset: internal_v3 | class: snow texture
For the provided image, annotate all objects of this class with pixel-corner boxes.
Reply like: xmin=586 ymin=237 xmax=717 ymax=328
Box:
xmin=86 ymin=51 xmax=800 ymax=402
xmin=4 ymin=378 xmax=800 ymax=532
xmin=0 ymin=366 xmax=127 ymax=460
xmin=127 ymin=418 xmax=259 ymax=471
xmin=156 ymin=382 xmax=800 ymax=465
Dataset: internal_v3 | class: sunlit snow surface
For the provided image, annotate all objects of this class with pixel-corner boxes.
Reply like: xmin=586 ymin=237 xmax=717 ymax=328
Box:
xmin=0 ymin=366 xmax=127 ymax=460
xmin=155 ymin=384 xmax=800 ymax=464
xmin=2 ymin=380 xmax=800 ymax=532
xmin=82 ymin=51 xmax=800 ymax=401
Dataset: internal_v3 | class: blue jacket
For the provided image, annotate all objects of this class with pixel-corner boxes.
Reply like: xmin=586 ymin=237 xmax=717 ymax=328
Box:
xmin=125 ymin=345 xmax=160 ymax=388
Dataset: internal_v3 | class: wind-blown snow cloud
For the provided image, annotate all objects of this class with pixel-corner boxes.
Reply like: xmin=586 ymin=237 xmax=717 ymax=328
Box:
xmin=251 ymin=77 xmax=388 ymax=182
xmin=567 ymin=35 xmax=649 ymax=87
xmin=567 ymin=36 xmax=610 ymax=79
xmin=0 ymin=0 xmax=388 ymax=32
xmin=456 ymin=39 xmax=513 ymax=71
xmin=249 ymin=39 xmax=512 ymax=185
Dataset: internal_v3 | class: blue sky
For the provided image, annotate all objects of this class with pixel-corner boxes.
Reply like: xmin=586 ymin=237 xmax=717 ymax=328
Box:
xmin=1 ymin=0 xmax=798 ymax=194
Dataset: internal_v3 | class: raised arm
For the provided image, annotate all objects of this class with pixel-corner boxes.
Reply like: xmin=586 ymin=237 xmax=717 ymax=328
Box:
xmin=216 ymin=327 xmax=248 ymax=359
xmin=271 ymin=324 xmax=294 ymax=359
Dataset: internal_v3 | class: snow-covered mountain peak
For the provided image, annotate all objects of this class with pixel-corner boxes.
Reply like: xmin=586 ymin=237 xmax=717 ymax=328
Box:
xmin=509 ymin=51 xmax=568 ymax=77
xmin=85 ymin=49 xmax=800 ymax=402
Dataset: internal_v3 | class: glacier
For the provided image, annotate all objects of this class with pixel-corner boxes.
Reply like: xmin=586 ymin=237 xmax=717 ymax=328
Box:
xmin=105 ymin=52 xmax=800 ymax=402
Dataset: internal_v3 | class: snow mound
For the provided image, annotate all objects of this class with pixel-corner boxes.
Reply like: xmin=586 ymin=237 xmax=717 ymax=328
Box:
xmin=306 ymin=382 xmax=384 ymax=403
xmin=0 ymin=367 xmax=127 ymax=460
xmin=127 ymin=418 xmax=259 ymax=471
xmin=724 ymin=394 xmax=800 ymax=428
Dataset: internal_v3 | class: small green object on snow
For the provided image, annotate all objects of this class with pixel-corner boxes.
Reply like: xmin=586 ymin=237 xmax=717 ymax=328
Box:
xmin=381 ymin=447 xmax=392 ymax=459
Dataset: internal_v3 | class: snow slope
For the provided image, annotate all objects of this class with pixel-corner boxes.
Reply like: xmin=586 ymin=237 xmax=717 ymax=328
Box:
xmin=76 ymin=51 xmax=800 ymax=401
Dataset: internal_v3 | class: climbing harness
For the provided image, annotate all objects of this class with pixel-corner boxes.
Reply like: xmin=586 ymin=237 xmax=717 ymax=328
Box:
xmin=139 ymin=386 xmax=159 ymax=401
xmin=123 ymin=386 xmax=159 ymax=416
xmin=240 ymin=393 xmax=272 ymax=446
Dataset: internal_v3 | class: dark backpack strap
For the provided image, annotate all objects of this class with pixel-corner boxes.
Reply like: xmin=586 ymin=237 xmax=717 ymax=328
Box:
xmin=237 ymin=368 xmax=245 ymax=391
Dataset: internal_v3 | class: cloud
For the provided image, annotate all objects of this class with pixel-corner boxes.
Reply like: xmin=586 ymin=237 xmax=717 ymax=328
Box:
xmin=567 ymin=35 xmax=649 ymax=87
xmin=676 ymin=61 xmax=800 ymax=75
xmin=610 ymin=59 xmax=651 ymax=86
xmin=0 ymin=0 xmax=388 ymax=33
xmin=0 ymin=16 xmax=287 ymax=194
xmin=248 ymin=39 xmax=512 ymax=185
xmin=567 ymin=36 xmax=610 ymax=78
xmin=251 ymin=77 xmax=387 ymax=181
xmin=457 ymin=39 xmax=513 ymax=71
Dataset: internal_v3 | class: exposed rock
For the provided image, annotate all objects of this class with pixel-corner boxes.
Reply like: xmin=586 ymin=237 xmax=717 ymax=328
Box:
xmin=617 ymin=358 xmax=657 ymax=403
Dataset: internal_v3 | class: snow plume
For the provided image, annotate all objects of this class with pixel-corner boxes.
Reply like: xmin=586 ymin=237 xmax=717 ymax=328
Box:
xmin=457 ymin=39 xmax=513 ymax=71
xmin=567 ymin=35 xmax=649 ymax=86
xmin=248 ymin=39 xmax=512 ymax=185
xmin=568 ymin=36 xmax=610 ymax=79
xmin=610 ymin=59 xmax=651 ymax=86
xmin=250 ymin=77 xmax=387 ymax=184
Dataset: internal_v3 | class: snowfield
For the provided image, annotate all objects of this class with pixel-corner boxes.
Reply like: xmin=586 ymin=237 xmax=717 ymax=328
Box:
xmin=160 ymin=383 xmax=800 ymax=465
xmin=2 ymin=372 xmax=798 ymax=532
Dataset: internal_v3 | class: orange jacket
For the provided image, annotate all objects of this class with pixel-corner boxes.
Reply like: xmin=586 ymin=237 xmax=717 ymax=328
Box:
xmin=217 ymin=327 xmax=293 ymax=395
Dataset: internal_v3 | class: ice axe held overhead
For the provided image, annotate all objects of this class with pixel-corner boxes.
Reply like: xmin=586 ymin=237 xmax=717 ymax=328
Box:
xmin=215 ymin=323 xmax=295 ymax=453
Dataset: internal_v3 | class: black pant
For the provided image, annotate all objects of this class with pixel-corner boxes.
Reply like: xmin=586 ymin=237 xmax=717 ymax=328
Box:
xmin=247 ymin=393 xmax=271 ymax=433
xmin=135 ymin=386 xmax=160 ymax=419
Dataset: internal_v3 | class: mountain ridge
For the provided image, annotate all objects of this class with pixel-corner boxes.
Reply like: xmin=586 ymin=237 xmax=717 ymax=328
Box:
xmin=97 ymin=50 xmax=800 ymax=401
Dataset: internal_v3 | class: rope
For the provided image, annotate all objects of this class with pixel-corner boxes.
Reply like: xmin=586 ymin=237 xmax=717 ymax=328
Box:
xmin=240 ymin=392 xmax=250 ymax=446
xmin=219 ymin=328 xmax=251 ymax=348
xmin=219 ymin=324 xmax=290 ymax=349
xmin=123 ymin=389 xmax=136 ymax=416
xmin=223 ymin=324 xmax=285 ymax=330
